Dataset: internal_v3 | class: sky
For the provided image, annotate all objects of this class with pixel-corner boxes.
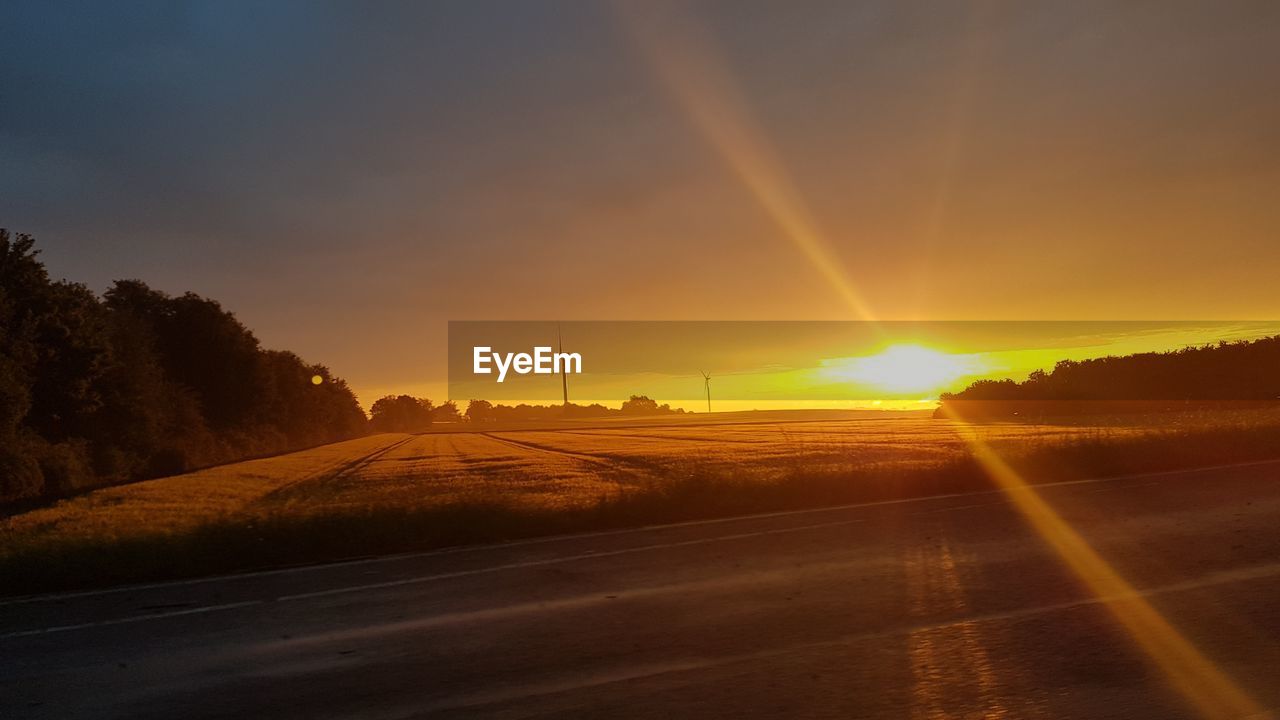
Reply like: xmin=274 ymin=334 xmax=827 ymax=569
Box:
xmin=3 ymin=1 xmax=1280 ymax=406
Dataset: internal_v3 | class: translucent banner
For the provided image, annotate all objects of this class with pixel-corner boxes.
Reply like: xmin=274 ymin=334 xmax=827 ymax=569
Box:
xmin=447 ymin=321 xmax=1280 ymax=412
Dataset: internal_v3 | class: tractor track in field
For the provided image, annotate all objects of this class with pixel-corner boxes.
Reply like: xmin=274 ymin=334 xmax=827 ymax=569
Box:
xmin=558 ymin=430 xmax=766 ymax=445
xmin=479 ymin=433 xmax=618 ymax=467
xmin=257 ymin=435 xmax=417 ymax=504
xmin=480 ymin=433 xmax=666 ymax=476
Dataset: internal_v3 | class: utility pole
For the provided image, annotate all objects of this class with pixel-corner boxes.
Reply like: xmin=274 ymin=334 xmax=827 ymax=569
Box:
xmin=559 ymin=322 xmax=569 ymax=407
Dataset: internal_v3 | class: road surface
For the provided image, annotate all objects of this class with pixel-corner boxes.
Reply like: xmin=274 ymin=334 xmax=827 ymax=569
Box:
xmin=4 ymin=462 xmax=1280 ymax=719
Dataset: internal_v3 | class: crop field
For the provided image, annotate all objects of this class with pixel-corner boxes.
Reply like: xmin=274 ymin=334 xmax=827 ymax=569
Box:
xmin=311 ymin=418 xmax=1111 ymax=511
xmin=6 ymin=408 xmax=1280 ymax=594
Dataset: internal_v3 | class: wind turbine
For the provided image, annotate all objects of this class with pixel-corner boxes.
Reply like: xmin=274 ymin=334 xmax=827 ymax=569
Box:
xmin=700 ymin=370 xmax=711 ymax=413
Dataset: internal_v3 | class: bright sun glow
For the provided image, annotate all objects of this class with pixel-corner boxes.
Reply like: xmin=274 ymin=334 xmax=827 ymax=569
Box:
xmin=822 ymin=344 xmax=981 ymax=394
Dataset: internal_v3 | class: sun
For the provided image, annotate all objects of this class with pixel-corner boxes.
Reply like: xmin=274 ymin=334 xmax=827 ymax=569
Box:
xmin=823 ymin=344 xmax=980 ymax=395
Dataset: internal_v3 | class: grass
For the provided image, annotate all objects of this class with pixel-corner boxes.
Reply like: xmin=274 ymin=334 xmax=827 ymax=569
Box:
xmin=4 ymin=410 xmax=1280 ymax=596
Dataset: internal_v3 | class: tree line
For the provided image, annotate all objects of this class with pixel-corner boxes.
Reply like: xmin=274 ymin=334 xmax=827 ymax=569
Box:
xmin=464 ymin=395 xmax=685 ymax=423
xmin=1 ymin=231 xmax=368 ymax=503
xmin=366 ymin=394 xmax=686 ymax=431
xmin=941 ymin=335 xmax=1280 ymax=403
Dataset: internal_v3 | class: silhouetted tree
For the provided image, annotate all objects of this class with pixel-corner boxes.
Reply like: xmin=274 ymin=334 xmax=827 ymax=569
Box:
xmin=106 ymin=281 xmax=264 ymax=431
xmin=620 ymin=395 xmax=660 ymax=414
xmin=433 ymin=400 xmax=462 ymax=423
xmin=0 ymin=231 xmax=45 ymax=498
xmin=369 ymin=395 xmax=433 ymax=433
xmin=465 ymin=399 xmax=495 ymax=423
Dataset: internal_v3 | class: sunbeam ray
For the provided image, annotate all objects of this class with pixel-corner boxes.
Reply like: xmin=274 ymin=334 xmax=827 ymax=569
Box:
xmin=940 ymin=405 xmax=1272 ymax=720
xmin=617 ymin=1 xmax=877 ymax=321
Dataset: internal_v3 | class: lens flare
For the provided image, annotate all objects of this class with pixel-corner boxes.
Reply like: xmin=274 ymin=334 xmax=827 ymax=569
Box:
xmin=941 ymin=405 xmax=1269 ymax=720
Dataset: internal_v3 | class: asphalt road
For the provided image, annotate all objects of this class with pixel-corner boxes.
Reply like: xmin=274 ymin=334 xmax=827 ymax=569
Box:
xmin=4 ymin=462 xmax=1280 ymax=719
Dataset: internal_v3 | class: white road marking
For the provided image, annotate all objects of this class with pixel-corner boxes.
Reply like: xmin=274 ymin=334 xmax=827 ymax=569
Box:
xmin=0 ymin=601 xmax=264 ymax=639
xmin=273 ymin=518 xmax=866 ymax=602
xmin=260 ymin=556 xmax=894 ymax=649
xmin=0 ymin=518 xmax=863 ymax=639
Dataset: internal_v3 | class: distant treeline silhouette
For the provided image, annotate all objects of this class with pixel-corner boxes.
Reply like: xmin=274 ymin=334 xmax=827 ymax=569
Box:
xmin=941 ymin=336 xmax=1280 ymax=404
xmin=1 ymin=231 xmax=368 ymax=503
xmin=464 ymin=395 xmax=685 ymax=423
xmin=363 ymin=393 xmax=686 ymax=432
